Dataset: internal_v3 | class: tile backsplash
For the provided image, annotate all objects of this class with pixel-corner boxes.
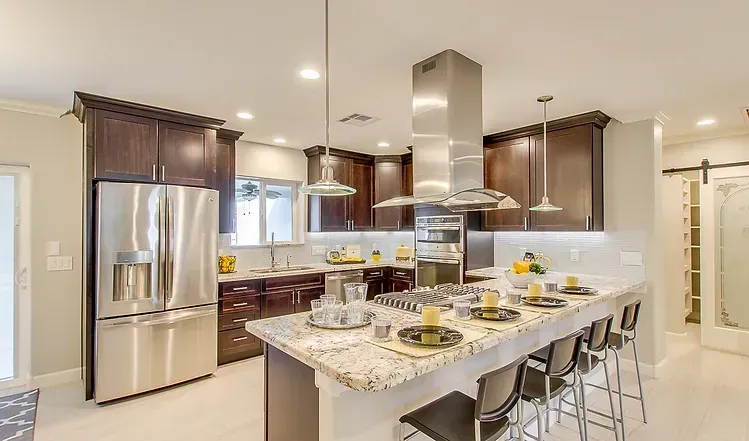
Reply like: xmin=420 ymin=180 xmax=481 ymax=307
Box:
xmin=494 ymin=231 xmax=646 ymax=280
xmin=220 ymin=232 xmax=415 ymax=269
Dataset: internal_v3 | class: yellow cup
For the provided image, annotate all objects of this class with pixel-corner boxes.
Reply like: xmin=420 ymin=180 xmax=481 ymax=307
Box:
xmin=528 ymin=282 xmax=543 ymax=297
xmin=421 ymin=306 xmax=441 ymax=326
xmin=483 ymin=291 xmax=499 ymax=308
xmin=566 ymin=275 xmax=579 ymax=287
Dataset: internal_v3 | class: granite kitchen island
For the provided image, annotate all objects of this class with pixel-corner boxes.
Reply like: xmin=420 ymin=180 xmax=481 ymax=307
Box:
xmin=245 ymin=272 xmax=645 ymax=441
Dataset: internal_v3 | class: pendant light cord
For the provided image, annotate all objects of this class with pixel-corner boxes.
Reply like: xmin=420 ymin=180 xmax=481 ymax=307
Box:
xmin=324 ymin=0 xmax=331 ymax=173
xmin=543 ymin=100 xmax=548 ymax=197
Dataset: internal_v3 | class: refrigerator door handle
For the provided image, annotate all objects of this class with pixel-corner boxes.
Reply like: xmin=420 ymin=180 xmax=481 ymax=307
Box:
xmin=158 ymin=194 xmax=167 ymax=304
xmin=166 ymin=195 xmax=175 ymax=303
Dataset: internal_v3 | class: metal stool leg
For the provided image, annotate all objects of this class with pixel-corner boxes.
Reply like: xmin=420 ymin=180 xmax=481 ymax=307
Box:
xmin=557 ymin=395 xmax=563 ymax=423
xmin=631 ymin=340 xmax=648 ymax=423
xmin=531 ymin=400 xmax=545 ymax=441
xmin=578 ymin=372 xmax=589 ymax=441
xmin=612 ymin=348 xmax=627 ymax=441
xmin=603 ymin=357 xmax=621 ymax=441
xmin=398 ymin=423 xmax=405 ymax=441
xmin=571 ymin=384 xmax=586 ymax=441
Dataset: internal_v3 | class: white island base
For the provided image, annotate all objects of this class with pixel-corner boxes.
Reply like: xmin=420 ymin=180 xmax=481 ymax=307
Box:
xmin=265 ymin=297 xmax=629 ymax=441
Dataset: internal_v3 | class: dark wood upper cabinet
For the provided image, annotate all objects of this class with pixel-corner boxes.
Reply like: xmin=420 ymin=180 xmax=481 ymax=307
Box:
xmin=401 ymin=156 xmax=414 ymax=230
xmin=374 ymin=157 xmax=402 ymax=231
xmin=483 ymin=111 xmax=609 ymax=232
xmin=216 ymin=128 xmax=243 ymax=234
xmin=158 ymin=122 xmax=217 ymax=187
xmin=318 ymin=155 xmax=350 ymax=232
xmin=93 ymin=110 xmax=159 ymax=182
xmin=350 ymin=160 xmax=373 ymax=231
xmin=483 ymin=137 xmax=531 ymax=231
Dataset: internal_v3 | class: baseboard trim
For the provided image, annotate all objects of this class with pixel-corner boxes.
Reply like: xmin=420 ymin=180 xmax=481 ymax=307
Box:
xmin=31 ymin=367 xmax=82 ymax=389
xmin=617 ymin=356 xmax=668 ymax=379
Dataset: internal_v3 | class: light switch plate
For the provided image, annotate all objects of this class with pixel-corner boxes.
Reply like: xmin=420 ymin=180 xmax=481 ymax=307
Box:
xmin=45 ymin=241 xmax=61 ymax=256
xmin=570 ymin=249 xmax=580 ymax=262
xmin=47 ymin=256 xmax=73 ymax=271
xmin=311 ymin=245 xmax=327 ymax=256
xmin=620 ymin=251 xmax=643 ymax=266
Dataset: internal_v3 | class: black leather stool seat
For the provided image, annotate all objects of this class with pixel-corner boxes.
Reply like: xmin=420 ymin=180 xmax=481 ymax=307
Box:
xmin=399 ymin=390 xmax=510 ymax=441
xmin=521 ymin=367 xmax=568 ymax=405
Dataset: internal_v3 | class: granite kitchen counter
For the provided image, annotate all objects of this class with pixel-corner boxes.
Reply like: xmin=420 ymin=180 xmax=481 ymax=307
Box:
xmin=245 ymin=273 xmax=645 ymax=392
xmin=218 ymin=259 xmax=414 ymax=283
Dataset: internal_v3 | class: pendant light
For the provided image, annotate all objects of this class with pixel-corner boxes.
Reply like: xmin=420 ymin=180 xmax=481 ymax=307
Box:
xmin=298 ymin=0 xmax=356 ymax=196
xmin=529 ymin=95 xmax=562 ymax=212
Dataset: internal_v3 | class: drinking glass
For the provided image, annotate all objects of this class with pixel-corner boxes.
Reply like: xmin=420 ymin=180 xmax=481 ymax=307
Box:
xmin=320 ymin=294 xmax=337 ymax=324
xmin=344 ymin=283 xmax=368 ymax=324
xmin=506 ymin=289 xmax=522 ymax=305
xmin=453 ymin=299 xmax=471 ymax=320
xmin=311 ymin=299 xmax=324 ymax=322
xmin=328 ymin=300 xmax=344 ymax=325
xmin=371 ymin=317 xmax=392 ymax=341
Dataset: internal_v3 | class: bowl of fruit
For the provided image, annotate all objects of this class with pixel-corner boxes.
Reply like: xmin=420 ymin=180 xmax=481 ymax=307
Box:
xmin=505 ymin=261 xmax=544 ymax=288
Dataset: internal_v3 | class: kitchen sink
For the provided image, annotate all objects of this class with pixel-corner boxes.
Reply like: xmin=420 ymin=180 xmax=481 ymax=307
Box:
xmin=249 ymin=265 xmax=314 ymax=275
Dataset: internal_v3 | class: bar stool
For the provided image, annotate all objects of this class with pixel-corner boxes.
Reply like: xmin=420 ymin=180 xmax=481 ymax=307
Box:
xmin=398 ymin=355 xmax=528 ymax=441
xmin=521 ymin=330 xmax=586 ymax=441
xmin=584 ymin=299 xmax=647 ymax=441
xmin=531 ymin=315 xmax=620 ymax=441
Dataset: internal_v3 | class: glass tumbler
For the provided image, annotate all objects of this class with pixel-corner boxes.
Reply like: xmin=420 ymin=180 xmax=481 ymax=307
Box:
xmin=453 ymin=299 xmax=472 ymax=320
xmin=371 ymin=317 xmax=392 ymax=341
xmin=344 ymin=283 xmax=368 ymax=324
xmin=310 ymin=299 xmax=324 ymax=323
xmin=328 ymin=300 xmax=344 ymax=325
xmin=320 ymin=294 xmax=337 ymax=324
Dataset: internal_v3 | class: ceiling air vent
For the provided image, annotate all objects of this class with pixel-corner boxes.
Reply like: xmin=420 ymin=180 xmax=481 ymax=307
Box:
xmin=337 ymin=113 xmax=380 ymax=127
xmin=421 ymin=59 xmax=437 ymax=74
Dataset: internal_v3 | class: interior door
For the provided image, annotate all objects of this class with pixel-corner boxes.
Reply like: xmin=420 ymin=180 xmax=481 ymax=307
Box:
xmin=0 ymin=165 xmax=30 ymax=389
xmin=166 ymin=186 xmax=219 ymax=310
xmin=701 ymin=166 xmax=749 ymax=355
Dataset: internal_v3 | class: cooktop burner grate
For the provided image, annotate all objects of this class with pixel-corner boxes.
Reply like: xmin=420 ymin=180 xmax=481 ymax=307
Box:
xmin=372 ymin=284 xmax=486 ymax=313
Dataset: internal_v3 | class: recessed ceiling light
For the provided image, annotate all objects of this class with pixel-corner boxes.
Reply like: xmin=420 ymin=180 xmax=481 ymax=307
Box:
xmin=300 ymin=69 xmax=320 ymax=80
xmin=237 ymin=112 xmax=254 ymax=119
xmin=696 ymin=119 xmax=715 ymax=126
xmin=273 ymin=138 xmax=286 ymax=144
xmin=377 ymin=141 xmax=390 ymax=147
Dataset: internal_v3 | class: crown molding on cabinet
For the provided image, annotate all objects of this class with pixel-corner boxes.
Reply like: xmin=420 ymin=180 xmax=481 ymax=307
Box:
xmin=484 ymin=110 xmax=611 ymax=145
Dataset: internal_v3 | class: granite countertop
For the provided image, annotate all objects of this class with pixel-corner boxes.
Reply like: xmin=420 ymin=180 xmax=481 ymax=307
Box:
xmin=466 ymin=267 xmax=646 ymax=289
xmin=244 ymin=273 xmax=646 ymax=392
xmin=219 ymin=259 xmax=414 ymax=282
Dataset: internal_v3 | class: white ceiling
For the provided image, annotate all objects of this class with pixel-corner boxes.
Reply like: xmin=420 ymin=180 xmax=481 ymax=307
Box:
xmin=2 ymin=0 xmax=748 ymax=154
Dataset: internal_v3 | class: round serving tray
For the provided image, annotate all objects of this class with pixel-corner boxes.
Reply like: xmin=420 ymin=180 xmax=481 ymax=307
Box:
xmin=306 ymin=309 xmax=376 ymax=330
xmin=397 ymin=325 xmax=464 ymax=347
xmin=521 ymin=296 xmax=569 ymax=308
xmin=470 ymin=306 xmax=522 ymax=322
xmin=557 ymin=286 xmax=599 ymax=295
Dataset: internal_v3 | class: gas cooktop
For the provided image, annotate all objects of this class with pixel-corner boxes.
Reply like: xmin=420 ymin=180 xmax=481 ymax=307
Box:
xmin=372 ymin=284 xmax=486 ymax=313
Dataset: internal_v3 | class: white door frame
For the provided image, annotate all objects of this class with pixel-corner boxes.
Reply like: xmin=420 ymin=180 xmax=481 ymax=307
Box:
xmin=700 ymin=165 xmax=749 ymax=355
xmin=0 ymin=164 xmax=31 ymax=390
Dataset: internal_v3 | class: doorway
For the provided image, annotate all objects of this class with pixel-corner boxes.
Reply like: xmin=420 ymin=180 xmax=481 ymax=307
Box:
xmin=0 ymin=164 xmax=30 ymax=389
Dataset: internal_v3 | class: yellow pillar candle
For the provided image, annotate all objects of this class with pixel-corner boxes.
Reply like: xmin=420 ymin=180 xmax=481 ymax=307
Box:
xmin=566 ymin=275 xmax=579 ymax=287
xmin=482 ymin=291 xmax=499 ymax=308
xmin=528 ymin=282 xmax=543 ymax=297
xmin=421 ymin=306 xmax=441 ymax=326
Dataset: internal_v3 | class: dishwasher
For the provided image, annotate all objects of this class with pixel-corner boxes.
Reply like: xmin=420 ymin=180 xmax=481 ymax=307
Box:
xmin=325 ymin=270 xmax=364 ymax=302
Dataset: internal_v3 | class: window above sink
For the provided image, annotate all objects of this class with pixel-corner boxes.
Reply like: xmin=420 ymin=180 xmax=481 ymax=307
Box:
xmin=233 ymin=176 xmax=303 ymax=247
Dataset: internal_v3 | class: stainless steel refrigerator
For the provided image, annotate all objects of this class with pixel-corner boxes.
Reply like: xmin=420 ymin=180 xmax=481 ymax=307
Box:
xmin=94 ymin=181 xmax=218 ymax=403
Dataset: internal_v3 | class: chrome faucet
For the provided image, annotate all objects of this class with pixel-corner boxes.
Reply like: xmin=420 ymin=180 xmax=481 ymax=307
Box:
xmin=270 ymin=232 xmax=280 ymax=269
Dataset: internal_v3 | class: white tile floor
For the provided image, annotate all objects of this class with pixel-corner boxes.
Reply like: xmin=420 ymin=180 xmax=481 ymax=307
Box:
xmin=15 ymin=324 xmax=749 ymax=441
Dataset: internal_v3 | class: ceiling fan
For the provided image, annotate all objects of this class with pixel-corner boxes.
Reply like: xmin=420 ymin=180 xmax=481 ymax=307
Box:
xmin=236 ymin=182 xmax=282 ymax=202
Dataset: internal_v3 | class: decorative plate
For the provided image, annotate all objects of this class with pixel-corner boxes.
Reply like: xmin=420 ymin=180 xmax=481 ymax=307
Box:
xmin=557 ymin=286 xmax=599 ymax=295
xmin=306 ymin=309 xmax=376 ymax=330
xmin=521 ymin=296 xmax=569 ymax=308
xmin=470 ymin=306 xmax=522 ymax=322
xmin=397 ymin=326 xmax=464 ymax=347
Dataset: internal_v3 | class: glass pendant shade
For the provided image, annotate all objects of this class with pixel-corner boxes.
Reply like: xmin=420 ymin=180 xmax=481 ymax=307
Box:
xmin=298 ymin=165 xmax=356 ymax=196
xmin=530 ymin=95 xmax=562 ymax=212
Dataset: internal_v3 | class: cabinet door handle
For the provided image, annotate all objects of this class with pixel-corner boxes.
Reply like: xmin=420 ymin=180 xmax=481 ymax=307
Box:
xmin=152 ymin=164 xmax=157 ymax=180
xmin=291 ymin=290 xmax=296 ymax=304
xmin=233 ymin=302 xmax=248 ymax=307
xmin=161 ymin=165 xmax=165 ymax=181
xmin=232 ymin=286 xmax=249 ymax=291
xmin=352 ymin=220 xmax=355 ymax=230
xmin=297 ymin=291 xmax=301 ymax=304
xmin=524 ymin=216 xmax=529 ymax=231
xmin=397 ymin=220 xmax=400 ymax=230
xmin=585 ymin=215 xmax=591 ymax=231
xmin=232 ymin=336 xmax=248 ymax=342
xmin=232 ymin=318 xmax=248 ymax=323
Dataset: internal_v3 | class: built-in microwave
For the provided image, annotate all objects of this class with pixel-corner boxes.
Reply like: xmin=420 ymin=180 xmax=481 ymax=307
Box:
xmin=415 ymin=215 xmax=465 ymax=287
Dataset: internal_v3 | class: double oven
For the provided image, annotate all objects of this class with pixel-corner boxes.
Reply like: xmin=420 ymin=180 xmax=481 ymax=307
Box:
xmin=415 ymin=215 xmax=464 ymax=287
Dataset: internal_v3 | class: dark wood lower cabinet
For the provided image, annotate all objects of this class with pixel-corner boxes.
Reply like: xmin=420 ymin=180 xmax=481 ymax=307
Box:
xmin=295 ymin=286 xmax=325 ymax=313
xmin=261 ymin=290 xmax=295 ymax=319
xmin=391 ymin=279 xmax=413 ymax=292
xmin=218 ymin=326 xmax=262 ymax=365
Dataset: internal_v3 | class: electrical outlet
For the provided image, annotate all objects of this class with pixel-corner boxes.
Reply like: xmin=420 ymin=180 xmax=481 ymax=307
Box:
xmin=570 ymin=249 xmax=580 ymax=262
xmin=47 ymin=256 xmax=73 ymax=271
xmin=311 ymin=245 xmax=327 ymax=256
xmin=620 ymin=251 xmax=643 ymax=266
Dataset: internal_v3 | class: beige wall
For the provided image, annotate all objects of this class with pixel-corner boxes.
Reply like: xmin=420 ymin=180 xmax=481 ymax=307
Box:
xmin=663 ymin=133 xmax=749 ymax=169
xmin=604 ymin=119 xmax=667 ymax=369
xmin=0 ymin=109 xmax=83 ymax=377
xmin=235 ymin=140 xmax=307 ymax=182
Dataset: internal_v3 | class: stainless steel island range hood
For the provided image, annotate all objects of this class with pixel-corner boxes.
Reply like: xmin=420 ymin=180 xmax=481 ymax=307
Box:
xmin=373 ymin=49 xmax=519 ymax=212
